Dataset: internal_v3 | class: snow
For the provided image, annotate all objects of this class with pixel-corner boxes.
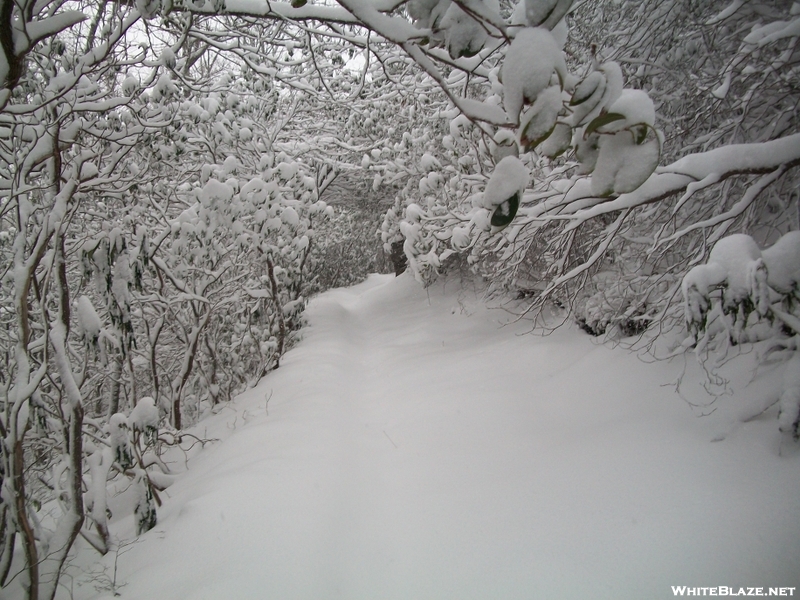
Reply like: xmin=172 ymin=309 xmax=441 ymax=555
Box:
xmin=523 ymin=0 xmax=571 ymax=30
xmin=77 ymin=295 xmax=103 ymax=341
xmin=129 ymin=397 xmax=160 ymax=434
xmin=502 ymin=27 xmax=566 ymax=123
xmin=199 ymin=179 xmax=234 ymax=205
xmin=762 ymin=230 xmax=800 ymax=295
xmin=591 ymin=132 xmax=659 ymax=196
xmin=778 ymin=353 xmax=800 ymax=437
xmin=518 ymin=85 xmax=562 ymax=149
xmin=420 ymin=152 xmax=441 ymax=172
xmin=47 ymin=273 xmax=800 ymax=600
xmin=407 ymin=0 xmax=451 ymax=29
xmin=606 ymin=88 xmax=656 ymax=128
xmin=708 ymin=233 xmax=763 ymax=299
xmin=439 ymin=1 xmax=489 ymax=59
xmin=482 ymin=155 xmax=528 ymax=208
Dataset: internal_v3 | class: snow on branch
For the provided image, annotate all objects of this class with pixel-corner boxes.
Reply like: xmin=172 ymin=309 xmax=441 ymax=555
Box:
xmin=563 ymin=133 xmax=800 ymax=228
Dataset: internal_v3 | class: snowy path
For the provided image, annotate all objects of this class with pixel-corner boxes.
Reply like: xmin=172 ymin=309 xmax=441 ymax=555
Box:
xmin=77 ymin=274 xmax=799 ymax=600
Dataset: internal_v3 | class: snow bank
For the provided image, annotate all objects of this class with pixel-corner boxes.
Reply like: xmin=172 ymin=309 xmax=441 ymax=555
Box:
xmin=57 ymin=274 xmax=800 ymax=600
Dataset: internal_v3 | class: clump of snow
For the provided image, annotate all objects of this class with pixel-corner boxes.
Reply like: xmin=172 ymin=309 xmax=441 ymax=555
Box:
xmin=502 ymin=27 xmax=566 ymax=123
xmin=160 ymin=47 xmax=176 ymax=69
xmin=450 ymin=225 xmax=472 ymax=250
xmin=519 ymin=85 xmax=562 ymax=150
xmin=129 ymin=397 xmax=160 ymax=435
xmin=108 ymin=413 xmax=134 ymax=469
xmin=405 ymin=203 xmax=426 ymax=222
xmin=439 ymin=0 xmax=499 ymax=59
xmin=482 ymin=155 xmax=528 ymax=208
xmin=569 ymin=71 xmax=605 ymax=126
xmin=420 ymin=152 xmax=442 ymax=172
xmin=570 ymin=62 xmax=623 ymax=128
xmin=77 ymin=295 xmax=103 ymax=342
xmin=408 ymin=0 xmax=451 ymax=29
xmin=708 ymin=234 xmax=768 ymax=310
xmin=591 ymin=132 xmax=659 ymax=196
xmin=199 ymin=179 xmax=234 ymax=205
xmin=762 ymin=230 xmax=800 ymax=295
xmin=135 ymin=0 xmax=160 ymax=19
xmin=277 ymin=161 xmax=299 ymax=180
xmin=524 ymin=0 xmax=572 ymax=30
xmin=122 ymin=76 xmax=139 ymax=96
xmin=80 ymin=162 xmax=99 ymax=180
xmin=223 ymin=155 xmax=239 ymax=175
xmin=280 ymin=206 xmax=300 ymax=227
xmin=539 ymin=122 xmax=571 ymax=158
xmin=682 ymin=234 xmax=772 ymax=332
xmin=605 ymin=88 xmax=656 ymax=129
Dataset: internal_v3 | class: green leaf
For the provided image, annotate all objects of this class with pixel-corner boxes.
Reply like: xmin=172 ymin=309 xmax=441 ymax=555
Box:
xmin=291 ymin=0 xmax=307 ymax=7
xmin=631 ymin=123 xmax=650 ymax=145
xmin=584 ymin=112 xmax=625 ymax=137
xmin=490 ymin=192 xmax=520 ymax=228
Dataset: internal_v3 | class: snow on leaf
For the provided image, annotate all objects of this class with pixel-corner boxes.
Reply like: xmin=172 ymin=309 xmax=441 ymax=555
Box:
xmin=706 ymin=0 xmax=745 ymax=25
xmin=278 ymin=161 xmax=299 ymax=180
xmin=451 ymin=225 xmax=472 ymax=250
xmin=591 ymin=132 xmax=660 ymax=196
xmin=483 ymin=155 xmax=528 ymax=209
xmin=161 ymin=47 xmax=176 ymax=69
xmin=200 ymin=179 xmax=235 ymax=205
xmin=421 ymin=152 xmax=442 ymax=172
xmin=712 ymin=72 xmax=732 ymax=99
xmin=762 ymin=230 xmax=800 ymax=295
xmin=440 ymin=0 xmax=492 ymax=59
xmin=77 ymin=296 xmax=103 ymax=342
xmin=129 ymin=397 xmax=160 ymax=434
xmin=583 ymin=112 xmax=626 ymax=138
xmin=524 ymin=0 xmax=573 ymax=30
xmin=408 ymin=0 xmax=451 ymax=29
xmin=570 ymin=71 xmax=605 ymax=106
xmin=519 ymin=85 xmax=562 ymax=150
xmin=281 ymin=206 xmax=300 ymax=227
xmin=575 ymin=132 xmax=600 ymax=174
xmin=122 ymin=76 xmax=139 ymax=96
xmin=80 ymin=162 xmax=99 ymax=181
xmin=605 ymin=89 xmax=656 ymax=129
xmin=539 ymin=122 xmax=572 ymax=158
xmin=135 ymin=0 xmax=161 ymax=18
xmin=502 ymin=27 xmax=566 ymax=123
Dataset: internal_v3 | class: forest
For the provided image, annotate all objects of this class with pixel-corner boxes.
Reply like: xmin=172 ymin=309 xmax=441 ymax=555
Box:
xmin=0 ymin=0 xmax=798 ymax=597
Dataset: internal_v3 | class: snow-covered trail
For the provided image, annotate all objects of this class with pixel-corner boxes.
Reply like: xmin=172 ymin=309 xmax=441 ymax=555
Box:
xmin=79 ymin=274 xmax=799 ymax=600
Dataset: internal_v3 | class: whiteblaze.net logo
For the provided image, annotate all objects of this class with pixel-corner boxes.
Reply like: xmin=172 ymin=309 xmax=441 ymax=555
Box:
xmin=672 ymin=587 xmax=796 ymax=597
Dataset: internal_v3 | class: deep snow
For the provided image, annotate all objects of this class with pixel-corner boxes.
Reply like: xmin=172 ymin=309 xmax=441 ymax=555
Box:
xmin=53 ymin=273 xmax=800 ymax=599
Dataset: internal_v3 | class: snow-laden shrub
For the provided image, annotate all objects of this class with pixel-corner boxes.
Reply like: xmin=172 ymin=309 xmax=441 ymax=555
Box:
xmin=575 ymin=273 xmax=657 ymax=338
xmin=682 ymin=232 xmax=800 ymax=436
xmin=682 ymin=234 xmax=778 ymax=346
